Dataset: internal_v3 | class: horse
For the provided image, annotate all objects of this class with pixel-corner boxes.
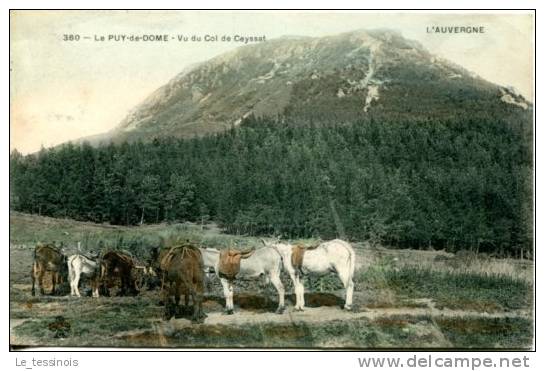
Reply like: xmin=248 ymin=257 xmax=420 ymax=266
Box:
xmin=160 ymin=244 xmax=206 ymax=323
xmin=31 ymin=243 xmax=68 ymax=296
xmin=199 ymin=246 xmax=286 ymax=314
xmin=132 ymin=265 xmax=157 ymax=291
xmin=99 ymin=251 xmax=139 ymax=296
xmin=67 ymin=254 xmax=100 ymax=297
xmin=266 ymin=239 xmax=356 ymax=311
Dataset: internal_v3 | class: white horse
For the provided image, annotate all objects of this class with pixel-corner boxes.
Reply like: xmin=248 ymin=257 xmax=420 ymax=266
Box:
xmin=268 ymin=239 xmax=356 ymax=311
xmin=67 ymin=254 xmax=100 ymax=297
xmin=199 ymin=247 xmax=285 ymax=314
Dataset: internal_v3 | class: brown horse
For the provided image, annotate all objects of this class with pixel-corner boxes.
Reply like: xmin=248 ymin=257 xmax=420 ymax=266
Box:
xmin=160 ymin=244 xmax=206 ymax=323
xmin=31 ymin=243 xmax=68 ymax=296
xmin=99 ymin=251 xmax=139 ymax=296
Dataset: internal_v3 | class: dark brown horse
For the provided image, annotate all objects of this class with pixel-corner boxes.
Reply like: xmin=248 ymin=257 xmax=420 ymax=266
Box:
xmin=99 ymin=251 xmax=139 ymax=296
xmin=160 ymin=244 xmax=206 ymax=323
xmin=31 ymin=243 xmax=68 ymax=296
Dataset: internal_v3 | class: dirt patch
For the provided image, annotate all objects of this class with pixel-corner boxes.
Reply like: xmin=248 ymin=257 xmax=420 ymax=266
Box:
xmin=435 ymin=317 xmax=533 ymax=349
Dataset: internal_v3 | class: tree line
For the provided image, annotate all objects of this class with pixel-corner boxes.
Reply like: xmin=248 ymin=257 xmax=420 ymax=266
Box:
xmin=10 ymin=113 xmax=533 ymax=257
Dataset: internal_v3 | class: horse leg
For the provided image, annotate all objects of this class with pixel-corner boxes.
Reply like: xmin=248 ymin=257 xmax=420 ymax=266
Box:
xmin=73 ymin=271 xmax=81 ymax=297
xmin=99 ymin=276 xmax=110 ymax=297
xmin=270 ymin=273 xmax=285 ymax=314
xmin=345 ymin=279 xmax=354 ymax=311
xmin=163 ymin=283 xmax=174 ymax=320
xmin=338 ymin=269 xmax=354 ymax=310
xmin=195 ymin=289 xmax=206 ymax=323
xmin=174 ymin=282 xmax=183 ymax=317
xmin=190 ymin=286 xmax=205 ymax=324
xmin=118 ymin=276 xmax=126 ymax=296
xmin=228 ymin=281 xmax=235 ymax=314
xmin=294 ymin=274 xmax=305 ymax=311
xmin=132 ymin=274 xmax=139 ymax=296
xmin=52 ymin=272 xmax=60 ymax=295
xmin=92 ymin=276 xmax=100 ymax=298
xmin=38 ymin=269 xmax=45 ymax=295
xmin=197 ymin=284 xmax=207 ymax=321
xmin=158 ymin=272 xmax=166 ymax=305
xmin=68 ymin=266 xmax=75 ymax=296
xmin=220 ymin=278 xmax=234 ymax=314
xmin=160 ymin=281 xmax=168 ymax=308
xmin=189 ymin=288 xmax=196 ymax=322
xmin=184 ymin=286 xmax=192 ymax=316
xmin=126 ymin=274 xmax=137 ymax=296
xmin=174 ymin=289 xmax=181 ymax=307
xmin=192 ymin=270 xmax=206 ymax=322
xmin=182 ymin=281 xmax=189 ymax=307
xmin=31 ymin=265 xmax=37 ymax=296
xmin=283 ymin=265 xmax=303 ymax=311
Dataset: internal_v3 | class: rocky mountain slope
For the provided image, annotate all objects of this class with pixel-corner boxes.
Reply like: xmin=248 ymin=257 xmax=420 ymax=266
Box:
xmin=90 ymin=29 xmax=531 ymax=143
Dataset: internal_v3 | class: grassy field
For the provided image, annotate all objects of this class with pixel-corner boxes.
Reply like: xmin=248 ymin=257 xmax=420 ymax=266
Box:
xmin=9 ymin=211 xmax=534 ymax=349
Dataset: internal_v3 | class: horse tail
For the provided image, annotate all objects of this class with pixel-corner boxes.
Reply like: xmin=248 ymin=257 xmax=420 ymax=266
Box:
xmin=270 ymin=244 xmax=288 ymax=276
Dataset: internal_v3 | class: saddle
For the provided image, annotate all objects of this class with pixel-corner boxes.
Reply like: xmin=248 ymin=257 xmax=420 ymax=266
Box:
xmin=36 ymin=242 xmax=63 ymax=255
xmin=291 ymin=243 xmax=320 ymax=273
xmin=218 ymin=247 xmax=255 ymax=280
xmin=160 ymin=244 xmax=201 ymax=270
xmin=113 ymin=251 xmax=135 ymax=266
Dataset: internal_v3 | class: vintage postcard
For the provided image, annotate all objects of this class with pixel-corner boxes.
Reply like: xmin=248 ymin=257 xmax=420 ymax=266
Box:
xmin=9 ymin=10 xmax=534 ymax=349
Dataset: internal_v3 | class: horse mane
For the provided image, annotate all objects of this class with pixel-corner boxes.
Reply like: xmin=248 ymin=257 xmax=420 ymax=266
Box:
xmin=102 ymin=250 xmax=135 ymax=266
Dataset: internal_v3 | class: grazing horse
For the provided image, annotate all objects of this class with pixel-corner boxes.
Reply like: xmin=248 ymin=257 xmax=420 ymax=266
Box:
xmin=160 ymin=244 xmax=206 ymax=323
xmin=99 ymin=251 xmax=139 ymax=296
xmin=132 ymin=265 xmax=157 ymax=291
xmin=199 ymin=246 xmax=286 ymax=314
xmin=31 ymin=243 xmax=68 ymax=296
xmin=267 ymin=239 xmax=356 ymax=311
xmin=67 ymin=254 xmax=100 ymax=297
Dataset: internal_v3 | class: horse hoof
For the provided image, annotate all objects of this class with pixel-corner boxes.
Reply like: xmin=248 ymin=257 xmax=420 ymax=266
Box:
xmin=344 ymin=306 xmax=353 ymax=311
xmin=224 ymin=309 xmax=234 ymax=315
xmin=275 ymin=307 xmax=285 ymax=314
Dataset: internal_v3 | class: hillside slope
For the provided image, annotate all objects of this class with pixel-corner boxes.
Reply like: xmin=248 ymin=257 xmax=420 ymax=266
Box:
xmin=90 ymin=29 xmax=530 ymax=143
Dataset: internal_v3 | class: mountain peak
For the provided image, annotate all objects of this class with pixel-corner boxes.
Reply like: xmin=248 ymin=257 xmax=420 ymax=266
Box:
xmin=108 ymin=29 xmax=528 ymax=143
